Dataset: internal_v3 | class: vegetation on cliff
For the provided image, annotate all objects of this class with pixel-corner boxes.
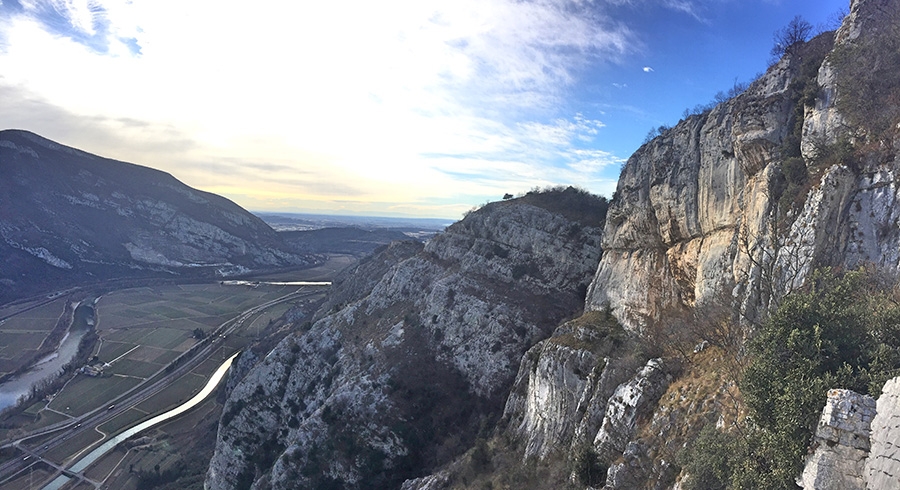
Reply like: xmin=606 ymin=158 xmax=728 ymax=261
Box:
xmin=684 ymin=268 xmax=900 ymax=489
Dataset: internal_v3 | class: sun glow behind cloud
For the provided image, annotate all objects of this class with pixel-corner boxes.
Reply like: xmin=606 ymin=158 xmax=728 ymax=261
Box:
xmin=0 ymin=0 xmax=856 ymax=217
xmin=1 ymin=0 xmax=677 ymax=216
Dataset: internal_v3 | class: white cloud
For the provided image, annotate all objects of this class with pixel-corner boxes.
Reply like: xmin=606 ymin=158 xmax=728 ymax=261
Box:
xmin=517 ymin=114 xmax=605 ymax=147
xmin=643 ymin=66 xmax=654 ymax=72
xmin=0 ymin=0 xmax=638 ymax=217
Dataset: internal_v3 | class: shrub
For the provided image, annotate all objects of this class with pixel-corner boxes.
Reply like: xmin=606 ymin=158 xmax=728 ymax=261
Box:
xmin=736 ymin=268 xmax=900 ymax=487
xmin=771 ymin=15 xmax=813 ymax=59
xmin=680 ymin=425 xmax=745 ymax=490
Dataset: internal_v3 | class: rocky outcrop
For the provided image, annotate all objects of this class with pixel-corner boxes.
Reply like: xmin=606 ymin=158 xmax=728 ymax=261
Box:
xmin=593 ymin=358 xmax=670 ymax=462
xmin=865 ymin=377 xmax=900 ymax=489
xmin=800 ymin=377 xmax=900 ymax=490
xmin=501 ymin=310 xmax=648 ymax=461
xmin=0 ymin=130 xmax=311 ymax=303
xmin=205 ymin=188 xmax=607 ymax=489
xmin=584 ymin=45 xmax=808 ymax=330
xmin=801 ymin=389 xmax=876 ymax=490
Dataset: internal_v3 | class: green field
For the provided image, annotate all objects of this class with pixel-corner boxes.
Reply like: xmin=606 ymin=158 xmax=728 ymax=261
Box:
xmin=0 ymin=461 xmax=56 ymax=490
xmin=10 ymin=283 xmax=304 ymax=420
xmin=2 ymin=279 xmax=329 ymax=481
xmin=98 ymin=407 xmax=148 ymax=436
xmin=0 ymin=298 xmax=69 ymax=375
xmin=136 ymin=371 xmax=208 ymax=415
xmin=49 ymin=375 xmax=143 ymax=417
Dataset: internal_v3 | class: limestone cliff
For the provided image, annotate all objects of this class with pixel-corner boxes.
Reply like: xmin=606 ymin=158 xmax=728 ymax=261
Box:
xmin=865 ymin=377 xmax=900 ymax=489
xmin=799 ymin=379 xmax=900 ymax=490
xmin=586 ymin=0 xmax=900 ymax=332
xmin=205 ymin=188 xmax=607 ymax=489
xmin=801 ymin=389 xmax=876 ymax=490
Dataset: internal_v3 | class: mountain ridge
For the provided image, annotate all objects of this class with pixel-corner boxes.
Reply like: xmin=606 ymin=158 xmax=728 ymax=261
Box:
xmin=0 ymin=129 xmax=313 ymax=304
xmin=205 ymin=0 xmax=900 ymax=488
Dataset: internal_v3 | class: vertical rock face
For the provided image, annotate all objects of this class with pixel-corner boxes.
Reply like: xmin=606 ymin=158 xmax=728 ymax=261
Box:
xmin=585 ymin=51 xmax=797 ymax=330
xmin=585 ymin=0 xmax=900 ymax=332
xmin=500 ymin=316 xmax=675 ymax=489
xmin=206 ymin=188 xmax=607 ymax=490
xmin=801 ymin=389 xmax=876 ymax=490
xmin=593 ymin=359 xmax=670 ymax=462
xmin=865 ymin=378 xmax=900 ymax=489
xmin=804 ymin=377 xmax=900 ymax=490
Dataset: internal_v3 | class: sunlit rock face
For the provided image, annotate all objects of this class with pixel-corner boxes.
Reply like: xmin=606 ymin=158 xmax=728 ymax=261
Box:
xmin=205 ymin=189 xmax=607 ymax=490
xmin=801 ymin=378 xmax=900 ymax=490
xmin=501 ymin=311 xmax=648 ymax=462
xmin=586 ymin=0 xmax=900 ymax=332
xmin=865 ymin=377 xmax=900 ymax=489
xmin=584 ymin=50 xmax=801 ymax=331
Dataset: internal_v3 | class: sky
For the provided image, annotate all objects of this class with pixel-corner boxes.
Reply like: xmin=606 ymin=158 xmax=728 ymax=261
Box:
xmin=0 ymin=0 xmax=848 ymax=219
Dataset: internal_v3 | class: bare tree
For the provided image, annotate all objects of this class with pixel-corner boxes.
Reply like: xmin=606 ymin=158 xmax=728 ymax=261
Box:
xmin=771 ymin=15 xmax=813 ymax=58
xmin=735 ymin=193 xmax=813 ymax=328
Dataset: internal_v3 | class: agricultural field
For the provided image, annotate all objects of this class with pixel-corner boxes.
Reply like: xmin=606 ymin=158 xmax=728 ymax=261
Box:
xmin=42 ymin=283 xmax=301 ymax=419
xmin=80 ymin=381 xmax=225 ymax=490
xmin=0 ymin=298 xmax=68 ymax=376
xmin=0 ymin=460 xmax=55 ymax=490
xmin=0 ymin=257 xmax=348 ymax=489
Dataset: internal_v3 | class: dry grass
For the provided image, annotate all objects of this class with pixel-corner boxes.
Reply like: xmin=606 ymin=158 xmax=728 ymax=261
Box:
xmin=637 ymin=346 xmax=746 ymax=467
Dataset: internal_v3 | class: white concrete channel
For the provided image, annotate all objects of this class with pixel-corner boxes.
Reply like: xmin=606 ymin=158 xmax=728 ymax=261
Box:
xmin=43 ymin=351 xmax=239 ymax=490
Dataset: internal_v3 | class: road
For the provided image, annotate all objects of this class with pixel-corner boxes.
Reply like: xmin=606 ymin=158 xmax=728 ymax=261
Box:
xmin=0 ymin=284 xmax=328 ymax=488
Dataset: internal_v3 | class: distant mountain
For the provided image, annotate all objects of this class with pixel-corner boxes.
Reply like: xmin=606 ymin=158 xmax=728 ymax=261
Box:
xmin=0 ymin=129 xmax=312 ymax=304
xmin=256 ymin=212 xmax=450 ymax=233
xmin=279 ymin=227 xmax=418 ymax=257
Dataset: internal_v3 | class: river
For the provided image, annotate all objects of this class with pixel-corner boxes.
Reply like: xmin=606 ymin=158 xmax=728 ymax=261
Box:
xmin=43 ymin=351 xmax=239 ymax=490
xmin=0 ymin=327 xmax=88 ymax=411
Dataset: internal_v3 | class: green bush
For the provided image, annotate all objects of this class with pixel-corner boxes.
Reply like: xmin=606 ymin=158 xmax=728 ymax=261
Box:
xmin=683 ymin=269 xmax=900 ymax=489
xmin=734 ymin=268 xmax=900 ymax=488
xmin=680 ymin=425 xmax=745 ymax=490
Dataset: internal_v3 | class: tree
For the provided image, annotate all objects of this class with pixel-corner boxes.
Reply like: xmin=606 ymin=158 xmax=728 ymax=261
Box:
xmin=771 ymin=15 xmax=813 ymax=58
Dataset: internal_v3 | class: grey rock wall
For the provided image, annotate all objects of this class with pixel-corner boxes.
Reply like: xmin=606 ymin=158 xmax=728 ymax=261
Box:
xmin=801 ymin=389 xmax=876 ymax=490
xmin=865 ymin=377 xmax=900 ymax=489
xmin=585 ymin=0 xmax=900 ymax=332
xmin=206 ymin=190 xmax=606 ymax=489
xmin=799 ymin=376 xmax=900 ymax=490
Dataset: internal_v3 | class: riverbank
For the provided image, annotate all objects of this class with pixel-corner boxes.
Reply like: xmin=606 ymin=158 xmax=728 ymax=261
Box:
xmin=0 ymin=302 xmax=98 ymax=422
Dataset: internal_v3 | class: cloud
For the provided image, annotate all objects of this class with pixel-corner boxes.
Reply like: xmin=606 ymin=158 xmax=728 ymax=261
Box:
xmin=0 ymin=0 xmax=640 ymax=217
xmin=517 ymin=114 xmax=605 ymax=147
xmin=662 ymin=0 xmax=707 ymax=22
xmin=643 ymin=66 xmax=654 ymax=72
